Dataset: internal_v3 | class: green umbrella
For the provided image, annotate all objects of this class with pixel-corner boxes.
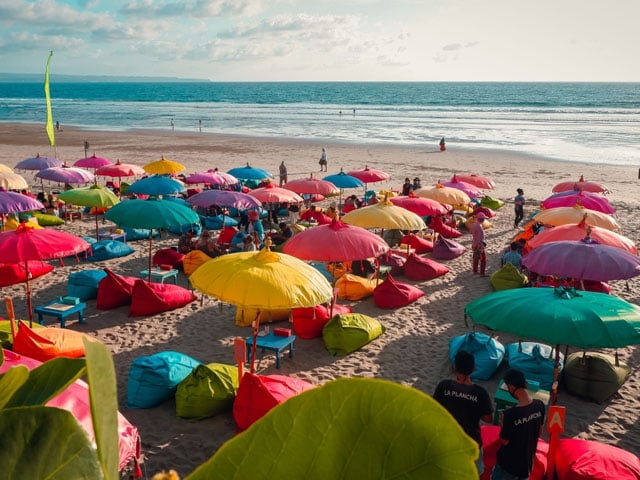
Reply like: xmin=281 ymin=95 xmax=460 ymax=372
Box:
xmin=58 ymin=185 xmax=120 ymax=240
xmin=104 ymin=198 xmax=199 ymax=279
xmin=464 ymin=286 xmax=640 ymax=403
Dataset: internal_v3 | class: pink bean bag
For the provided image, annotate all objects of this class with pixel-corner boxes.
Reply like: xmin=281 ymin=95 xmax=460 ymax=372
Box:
xmin=431 ymin=236 xmax=466 ymax=260
xmin=129 ymin=279 xmax=197 ymax=317
xmin=96 ymin=268 xmax=138 ymax=310
xmin=403 ymin=253 xmax=449 ymax=281
xmin=152 ymin=248 xmax=185 ymax=269
xmin=555 ymin=438 xmax=640 ymax=480
xmin=0 ymin=261 xmax=53 ymax=287
xmin=430 ymin=215 xmax=462 ymax=238
xmin=373 ymin=274 xmax=424 ymax=309
xmin=291 ymin=303 xmax=353 ymax=339
xmin=401 ymin=233 xmax=434 ymax=253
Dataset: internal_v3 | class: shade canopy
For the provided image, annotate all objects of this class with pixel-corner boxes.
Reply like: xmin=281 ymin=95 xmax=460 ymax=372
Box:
xmin=341 ymin=197 xmax=426 ymax=231
xmin=284 ymin=176 xmax=339 ymax=196
xmin=0 ymin=173 xmax=29 ymax=191
xmin=187 ymin=190 xmax=262 ymax=210
xmin=143 ymin=156 xmax=186 ymax=175
xmin=58 ymin=185 xmax=119 ymax=208
xmin=414 ymin=183 xmax=471 ymax=206
xmin=95 ymin=162 xmax=146 ymax=178
xmin=322 ymin=171 xmax=365 ymax=189
xmin=0 ymin=164 xmax=13 ymax=173
xmin=438 ymin=179 xmax=484 ymax=199
xmin=186 ymin=170 xmax=238 ymax=186
xmin=533 ymin=207 xmax=620 ymax=231
xmin=0 ymin=191 xmax=44 ymax=214
xmin=126 ymin=175 xmax=186 ymax=196
xmin=248 ymin=184 xmax=303 ymax=204
xmin=36 ymin=166 xmax=95 ymax=185
xmin=15 ymin=154 xmax=63 ymax=171
xmin=526 ymin=222 xmax=637 ymax=254
xmin=104 ymin=197 xmax=198 ymax=230
xmin=282 ymin=220 xmax=390 ymax=262
xmin=227 ymin=164 xmax=273 ymax=181
xmin=452 ymin=174 xmax=495 ymax=190
xmin=541 ymin=190 xmax=615 ymax=214
xmin=389 ymin=194 xmax=449 ymax=217
xmin=346 ymin=166 xmax=390 ymax=184
xmin=552 ymin=176 xmax=609 ymax=194
xmin=73 ymin=153 xmax=113 ymax=169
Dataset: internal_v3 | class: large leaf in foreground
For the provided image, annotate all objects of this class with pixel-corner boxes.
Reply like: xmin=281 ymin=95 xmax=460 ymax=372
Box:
xmin=0 ymin=406 xmax=103 ymax=479
xmin=187 ymin=377 xmax=477 ymax=480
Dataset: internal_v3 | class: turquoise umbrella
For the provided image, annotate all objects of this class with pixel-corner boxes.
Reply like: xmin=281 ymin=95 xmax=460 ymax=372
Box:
xmin=104 ymin=198 xmax=199 ymax=279
xmin=227 ymin=163 xmax=272 ymax=181
xmin=126 ymin=175 xmax=185 ymax=196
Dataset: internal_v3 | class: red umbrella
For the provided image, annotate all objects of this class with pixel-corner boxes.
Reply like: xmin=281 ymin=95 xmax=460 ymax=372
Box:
xmin=283 ymin=175 xmax=339 ymax=196
xmin=283 ymin=219 xmax=389 ymax=262
xmin=73 ymin=153 xmax=113 ymax=169
xmin=248 ymin=183 xmax=304 ymax=204
xmin=452 ymin=173 xmax=495 ymax=190
xmin=389 ymin=194 xmax=449 ymax=217
xmin=347 ymin=166 xmax=390 ymax=184
xmin=541 ymin=190 xmax=615 ymax=214
xmin=95 ymin=161 xmax=145 ymax=178
xmin=0 ymin=223 xmax=91 ymax=323
xmin=552 ymin=175 xmax=610 ymax=194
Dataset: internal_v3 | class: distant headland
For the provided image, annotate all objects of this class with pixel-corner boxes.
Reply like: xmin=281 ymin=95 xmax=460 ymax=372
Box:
xmin=0 ymin=73 xmax=210 ymax=83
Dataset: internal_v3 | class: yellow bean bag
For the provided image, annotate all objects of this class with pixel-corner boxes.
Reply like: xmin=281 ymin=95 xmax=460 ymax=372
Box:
xmin=4 ymin=216 xmax=42 ymax=230
xmin=235 ymin=307 xmax=291 ymax=327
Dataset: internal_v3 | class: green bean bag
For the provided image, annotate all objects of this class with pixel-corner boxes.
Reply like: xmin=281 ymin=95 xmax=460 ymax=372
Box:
xmin=322 ymin=313 xmax=385 ymax=356
xmin=490 ymin=263 xmax=528 ymax=290
xmin=480 ymin=195 xmax=505 ymax=210
xmin=175 ymin=363 xmax=239 ymax=419
xmin=30 ymin=211 xmax=64 ymax=226
xmin=563 ymin=351 xmax=631 ymax=404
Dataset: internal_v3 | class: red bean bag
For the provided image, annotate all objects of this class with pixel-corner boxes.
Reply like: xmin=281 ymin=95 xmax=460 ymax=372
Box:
xmin=403 ymin=253 xmax=449 ymax=281
xmin=233 ymin=373 xmax=315 ymax=432
xmin=152 ymin=248 xmax=185 ymax=270
xmin=217 ymin=226 xmax=238 ymax=245
xmin=129 ymin=280 xmax=197 ymax=317
xmin=373 ymin=274 xmax=424 ymax=309
xmin=401 ymin=233 xmax=434 ymax=253
xmin=0 ymin=261 xmax=53 ymax=287
xmin=96 ymin=268 xmax=138 ymax=310
xmin=430 ymin=215 xmax=462 ymax=238
xmin=291 ymin=303 xmax=353 ymax=339
xmin=555 ymin=438 xmax=640 ymax=480
xmin=480 ymin=425 xmax=548 ymax=480
xmin=473 ymin=206 xmax=496 ymax=218
xmin=431 ymin=236 xmax=466 ymax=260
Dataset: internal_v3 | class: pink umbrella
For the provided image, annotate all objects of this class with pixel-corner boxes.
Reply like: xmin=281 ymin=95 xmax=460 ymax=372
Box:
xmin=284 ymin=175 xmax=339 ymax=196
xmin=186 ymin=170 xmax=238 ymax=186
xmin=389 ymin=194 xmax=449 ymax=217
xmin=35 ymin=166 xmax=95 ymax=185
xmin=283 ymin=219 xmax=389 ymax=262
xmin=0 ymin=223 xmax=91 ymax=323
xmin=73 ymin=153 xmax=113 ymax=169
xmin=541 ymin=190 xmax=615 ymax=214
xmin=552 ymin=175 xmax=610 ymax=194
xmin=347 ymin=166 xmax=391 ymax=184
xmin=95 ymin=161 xmax=145 ymax=178
xmin=248 ymin=183 xmax=304 ymax=204
xmin=452 ymin=173 xmax=495 ymax=190
xmin=526 ymin=221 xmax=637 ymax=254
xmin=15 ymin=154 xmax=63 ymax=171
xmin=438 ymin=179 xmax=484 ymax=199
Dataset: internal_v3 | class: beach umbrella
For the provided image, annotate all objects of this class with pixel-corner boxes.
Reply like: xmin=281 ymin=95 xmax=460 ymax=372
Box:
xmin=187 ymin=190 xmax=262 ymax=210
xmin=0 ymin=223 xmax=91 ymax=324
xmin=126 ymin=175 xmax=186 ymax=196
xmin=227 ymin=164 xmax=273 ymax=181
xmin=341 ymin=196 xmax=426 ymax=231
xmin=389 ymin=194 xmax=449 ymax=217
xmin=533 ymin=206 xmax=620 ymax=231
xmin=464 ymin=287 xmax=640 ymax=403
xmin=143 ymin=156 xmax=185 ymax=175
xmin=541 ymin=190 xmax=615 ymax=214
xmin=58 ymin=185 xmax=120 ymax=240
xmin=283 ymin=175 xmax=339 ymax=196
xmin=438 ymin=179 xmax=484 ymax=199
xmin=0 ymin=164 xmax=13 ymax=173
xmin=248 ymin=183 xmax=304 ymax=204
xmin=526 ymin=221 xmax=636 ymax=254
xmin=522 ymin=239 xmax=640 ymax=283
xmin=73 ymin=153 xmax=113 ymax=170
xmin=95 ymin=161 xmax=146 ymax=178
xmin=452 ymin=173 xmax=495 ymax=190
xmin=186 ymin=170 xmax=238 ymax=186
xmin=415 ymin=183 xmax=471 ymax=207
xmin=0 ymin=173 xmax=29 ymax=191
xmin=36 ymin=166 xmax=95 ymax=185
xmin=552 ymin=175 xmax=610 ymax=194
xmin=190 ymin=246 xmax=333 ymax=373
xmin=104 ymin=198 xmax=199 ymax=279
xmin=323 ymin=170 xmax=364 ymax=189
xmin=15 ymin=154 xmax=63 ymax=171
xmin=347 ymin=166 xmax=390 ymax=185
xmin=283 ymin=219 xmax=389 ymax=262
xmin=0 ymin=191 xmax=44 ymax=215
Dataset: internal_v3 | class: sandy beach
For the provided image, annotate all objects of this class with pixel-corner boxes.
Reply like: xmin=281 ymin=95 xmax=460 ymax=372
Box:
xmin=1 ymin=123 xmax=639 ymax=477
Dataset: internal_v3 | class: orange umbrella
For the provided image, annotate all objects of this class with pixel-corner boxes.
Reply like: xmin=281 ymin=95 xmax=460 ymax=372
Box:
xmin=533 ymin=207 xmax=620 ymax=231
xmin=414 ymin=183 xmax=470 ymax=207
xmin=527 ymin=221 xmax=636 ymax=254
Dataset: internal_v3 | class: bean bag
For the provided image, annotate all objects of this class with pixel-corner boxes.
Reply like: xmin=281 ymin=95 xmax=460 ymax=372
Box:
xmin=573 ymin=279 xmax=612 ymax=294
xmin=325 ymin=261 xmax=350 ymax=279
xmin=464 ymin=216 xmax=493 ymax=231
xmin=4 ymin=215 xmax=42 ymax=230
xmin=506 ymin=342 xmax=563 ymax=391
xmin=480 ymin=195 xmax=505 ymax=210
xmin=217 ymin=226 xmax=238 ymax=245
xmin=431 ymin=236 xmax=466 ymax=260
xmin=31 ymin=211 xmax=64 ymax=226
xmin=401 ymin=233 xmax=434 ymax=253
xmin=152 ymin=248 xmax=185 ymax=269
xmin=86 ymin=239 xmax=135 ymax=261
xmin=373 ymin=274 xmax=424 ymax=309
xmin=378 ymin=252 xmax=406 ymax=276
xmin=199 ymin=215 xmax=238 ymax=230
xmin=335 ymin=273 xmax=377 ymax=301
xmin=129 ymin=280 xmax=197 ymax=317
xmin=490 ymin=263 xmax=529 ymax=290
xmin=0 ymin=261 xmax=53 ymax=287
xmin=0 ymin=320 xmax=43 ymax=349
xmin=403 ymin=253 xmax=449 ymax=281
xmin=183 ymin=250 xmax=212 ymax=276
xmin=126 ymin=351 xmax=202 ymax=409
xmin=555 ymin=438 xmax=640 ymax=480
xmin=67 ymin=269 xmax=108 ymax=301
xmin=310 ymin=262 xmax=335 ymax=283
xmin=449 ymin=332 xmax=505 ymax=382
xmin=480 ymin=425 xmax=548 ymax=480
xmin=563 ymin=351 xmax=631 ymax=403
xmin=233 ymin=373 xmax=315 ymax=432
xmin=11 ymin=320 xmax=95 ymax=362
xmin=323 ymin=313 xmax=385 ymax=356
xmin=175 ymin=363 xmax=239 ymax=420
xmin=430 ymin=215 xmax=462 ymax=238
xmin=291 ymin=303 xmax=353 ymax=339
xmin=96 ymin=268 xmax=138 ymax=310
xmin=473 ymin=206 xmax=496 ymax=218
xmin=121 ymin=226 xmax=159 ymax=241
xmin=234 ymin=307 xmax=290 ymax=327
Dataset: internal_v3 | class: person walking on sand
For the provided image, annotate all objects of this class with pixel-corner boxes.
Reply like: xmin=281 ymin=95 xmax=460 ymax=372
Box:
xmin=491 ymin=369 xmax=545 ymax=480
xmin=514 ymin=188 xmax=525 ymax=229
xmin=471 ymin=212 xmax=487 ymax=276
xmin=319 ymin=148 xmax=328 ymax=172
xmin=279 ymin=161 xmax=288 ymax=186
xmin=434 ymin=350 xmax=493 ymax=476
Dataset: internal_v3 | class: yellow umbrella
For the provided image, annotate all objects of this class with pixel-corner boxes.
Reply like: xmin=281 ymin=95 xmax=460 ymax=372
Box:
xmin=341 ymin=196 xmax=426 ymax=231
xmin=0 ymin=164 xmax=13 ymax=173
xmin=143 ymin=155 xmax=186 ymax=175
xmin=0 ymin=173 xmax=29 ymax=191
xmin=533 ymin=206 xmax=620 ymax=231
xmin=414 ymin=183 xmax=471 ymax=206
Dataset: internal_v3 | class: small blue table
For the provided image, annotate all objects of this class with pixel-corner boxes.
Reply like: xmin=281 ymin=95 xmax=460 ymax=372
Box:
xmin=140 ymin=268 xmax=179 ymax=284
xmin=34 ymin=299 xmax=87 ymax=328
xmin=245 ymin=331 xmax=296 ymax=369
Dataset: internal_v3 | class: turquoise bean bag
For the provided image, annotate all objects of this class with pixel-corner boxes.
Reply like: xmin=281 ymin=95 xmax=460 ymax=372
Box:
xmin=449 ymin=332 xmax=505 ymax=381
xmin=86 ymin=240 xmax=134 ymax=261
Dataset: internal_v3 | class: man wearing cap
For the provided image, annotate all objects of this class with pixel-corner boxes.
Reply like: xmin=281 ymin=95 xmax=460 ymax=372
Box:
xmin=434 ymin=351 xmax=493 ymax=475
xmin=492 ymin=369 xmax=546 ymax=480
xmin=471 ymin=212 xmax=488 ymax=276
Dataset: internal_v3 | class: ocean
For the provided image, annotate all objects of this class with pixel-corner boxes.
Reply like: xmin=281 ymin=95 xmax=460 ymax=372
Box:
xmin=0 ymin=81 xmax=638 ymax=166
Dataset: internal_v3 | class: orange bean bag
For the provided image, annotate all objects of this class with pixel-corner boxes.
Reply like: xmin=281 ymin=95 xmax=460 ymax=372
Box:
xmin=182 ymin=250 xmax=212 ymax=276
xmin=10 ymin=320 xmax=95 ymax=362
xmin=335 ymin=273 xmax=377 ymax=301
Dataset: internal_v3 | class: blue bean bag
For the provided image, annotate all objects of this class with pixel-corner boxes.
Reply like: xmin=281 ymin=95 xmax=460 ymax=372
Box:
xmin=449 ymin=332 xmax=505 ymax=381
xmin=86 ymin=240 xmax=135 ymax=261
xmin=67 ymin=269 xmax=108 ymax=301
xmin=506 ymin=342 xmax=562 ymax=391
xmin=168 ymin=223 xmax=202 ymax=235
xmin=127 ymin=351 xmax=202 ymax=409
xmin=199 ymin=215 xmax=239 ymax=230
xmin=121 ymin=226 xmax=160 ymax=241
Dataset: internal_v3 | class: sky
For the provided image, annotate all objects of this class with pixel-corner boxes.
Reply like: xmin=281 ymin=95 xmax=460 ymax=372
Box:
xmin=1 ymin=0 xmax=639 ymax=82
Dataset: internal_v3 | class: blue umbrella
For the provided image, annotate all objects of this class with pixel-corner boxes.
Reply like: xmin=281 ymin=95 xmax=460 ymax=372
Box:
xmin=323 ymin=170 xmax=365 ymax=189
xmin=126 ymin=175 xmax=185 ymax=196
xmin=227 ymin=163 xmax=273 ymax=181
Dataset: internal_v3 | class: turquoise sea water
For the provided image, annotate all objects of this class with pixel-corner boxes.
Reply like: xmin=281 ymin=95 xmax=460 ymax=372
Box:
xmin=0 ymin=81 xmax=638 ymax=166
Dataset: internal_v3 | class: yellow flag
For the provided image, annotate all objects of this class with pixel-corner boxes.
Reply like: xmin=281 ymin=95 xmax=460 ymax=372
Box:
xmin=44 ymin=50 xmax=56 ymax=147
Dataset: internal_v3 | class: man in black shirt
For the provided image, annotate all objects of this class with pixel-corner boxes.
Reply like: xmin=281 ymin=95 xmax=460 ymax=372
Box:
xmin=434 ymin=350 xmax=493 ymax=475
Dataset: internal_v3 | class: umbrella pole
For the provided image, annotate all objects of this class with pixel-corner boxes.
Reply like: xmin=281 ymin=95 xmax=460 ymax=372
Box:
xmin=95 ymin=213 xmax=100 ymax=241
xmin=551 ymin=344 xmax=560 ymax=405
xmin=5 ymin=296 xmax=17 ymax=342
xmin=25 ymin=261 xmax=33 ymax=327
xmin=148 ymin=230 xmax=153 ymax=281
xmin=250 ymin=310 xmax=262 ymax=374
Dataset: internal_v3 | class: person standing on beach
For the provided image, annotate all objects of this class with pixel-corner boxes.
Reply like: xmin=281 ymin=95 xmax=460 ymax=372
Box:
xmin=492 ymin=369 xmax=545 ymax=480
xmin=319 ymin=148 xmax=328 ymax=172
xmin=471 ymin=212 xmax=487 ymax=276
xmin=440 ymin=137 xmax=446 ymax=151
xmin=514 ymin=188 xmax=525 ymax=229
xmin=279 ymin=161 xmax=288 ymax=186
xmin=433 ymin=350 xmax=493 ymax=475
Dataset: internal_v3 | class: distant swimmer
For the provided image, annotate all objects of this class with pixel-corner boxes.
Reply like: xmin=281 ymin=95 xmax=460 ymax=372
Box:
xmin=440 ymin=137 xmax=446 ymax=151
